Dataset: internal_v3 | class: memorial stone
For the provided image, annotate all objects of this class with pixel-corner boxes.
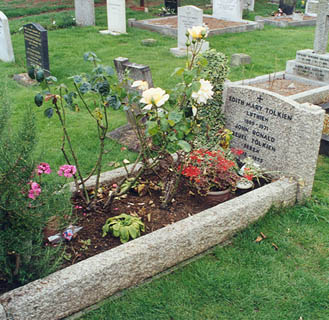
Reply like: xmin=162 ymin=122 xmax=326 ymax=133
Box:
xmin=224 ymin=84 xmax=324 ymax=200
xmin=74 ymin=0 xmax=95 ymax=26
xmin=165 ymin=0 xmax=180 ymax=14
xmin=213 ymin=0 xmax=243 ymax=22
xmin=23 ymin=23 xmax=50 ymax=74
xmin=243 ymin=0 xmax=255 ymax=11
xmin=0 ymin=11 xmax=14 ymax=63
xmin=170 ymin=6 xmax=209 ymax=57
xmin=305 ymin=0 xmax=319 ymax=16
xmin=279 ymin=0 xmax=296 ymax=15
xmin=100 ymin=0 xmax=126 ymax=35
xmin=286 ymin=0 xmax=329 ymax=83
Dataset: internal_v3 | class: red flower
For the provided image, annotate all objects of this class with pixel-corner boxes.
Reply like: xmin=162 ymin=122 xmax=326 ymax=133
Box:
xmin=182 ymin=165 xmax=201 ymax=177
xmin=231 ymin=148 xmax=244 ymax=156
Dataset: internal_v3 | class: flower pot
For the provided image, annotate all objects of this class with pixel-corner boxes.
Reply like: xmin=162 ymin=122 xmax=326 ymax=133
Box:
xmin=203 ymin=188 xmax=231 ymax=206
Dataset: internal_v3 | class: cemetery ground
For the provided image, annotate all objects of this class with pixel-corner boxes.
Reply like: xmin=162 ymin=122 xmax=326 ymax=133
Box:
xmin=0 ymin=2 xmax=328 ymax=319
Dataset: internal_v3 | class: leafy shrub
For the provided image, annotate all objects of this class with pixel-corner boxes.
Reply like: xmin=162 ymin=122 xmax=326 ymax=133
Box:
xmin=195 ymin=49 xmax=229 ymax=149
xmin=0 ymin=93 xmax=70 ymax=285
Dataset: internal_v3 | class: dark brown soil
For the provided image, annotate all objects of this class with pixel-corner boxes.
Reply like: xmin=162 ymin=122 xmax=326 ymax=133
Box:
xmin=149 ymin=16 xmax=246 ymax=29
xmin=0 ymin=167 xmax=269 ymax=295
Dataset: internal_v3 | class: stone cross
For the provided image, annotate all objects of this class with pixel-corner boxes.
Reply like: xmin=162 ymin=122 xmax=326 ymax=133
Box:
xmin=0 ymin=11 xmax=15 ymax=63
xmin=313 ymin=0 xmax=329 ymax=54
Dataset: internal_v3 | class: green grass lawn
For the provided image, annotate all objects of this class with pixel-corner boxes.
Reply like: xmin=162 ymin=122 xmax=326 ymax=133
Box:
xmin=0 ymin=1 xmax=328 ymax=319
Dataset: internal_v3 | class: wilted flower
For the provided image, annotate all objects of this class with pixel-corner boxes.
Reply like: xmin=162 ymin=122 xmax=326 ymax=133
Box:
xmin=37 ymin=162 xmax=51 ymax=175
xmin=58 ymin=164 xmax=77 ymax=178
xmin=140 ymin=87 xmax=169 ymax=110
xmin=191 ymin=79 xmax=214 ymax=105
xmin=187 ymin=25 xmax=208 ymax=40
xmin=132 ymin=80 xmax=149 ymax=91
xmin=28 ymin=182 xmax=41 ymax=200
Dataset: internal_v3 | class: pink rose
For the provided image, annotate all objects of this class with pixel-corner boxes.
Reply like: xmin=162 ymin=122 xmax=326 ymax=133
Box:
xmin=58 ymin=165 xmax=77 ymax=178
xmin=28 ymin=182 xmax=41 ymax=200
xmin=37 ymin=162 xmax=51 ymax=175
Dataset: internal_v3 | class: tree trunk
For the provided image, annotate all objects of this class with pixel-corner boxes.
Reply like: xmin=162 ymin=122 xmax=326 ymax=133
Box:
xmin=279 ymin=0 xmax=297 ymax=15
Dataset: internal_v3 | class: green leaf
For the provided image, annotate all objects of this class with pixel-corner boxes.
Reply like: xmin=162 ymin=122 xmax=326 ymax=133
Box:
xmin=79 ymin=82 xmax=91 ymax=94
xmin=191 ymin=81 xmax=201 ymax=93
xmin=44 ymin=108 xmax=54 ymax=118
xmin=168 ymin=111 xmax=183 ymax=124
xmin=128 ymin=225 xmax=138 ymax=239
xmin=171 ymin=67 xmax=185 ymax=77
xmin=34 ymin=93 xmax=43 ymax=107
xmin=107 ymin=95 xmax=121 ymax=110
xmin=72 ymin=75 xmax=82 ymax=84
xmin=46 ymin=76 xmax=57 ymax=83
xmin=183 ymin=70 xmax=194 ymax=84
xmin=177 ymin=140 xmax=191 ymax=152
xmin=104 ymin=66 xmax=115 ymax=76
xmin=147 ymin=121 xmax=159 ymax=136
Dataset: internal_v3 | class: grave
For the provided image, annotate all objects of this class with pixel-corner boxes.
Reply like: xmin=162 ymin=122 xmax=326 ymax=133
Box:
xmin=279 ymin=0 xmax=296 ymax=15
xmin=0 ymin=11 xmax=14 ymax=63
xmin=224 ymin=84 xmax=324 ymax=200
xmin=23 ymin=23 xmax=50 ymax=75
xmin=74 ymin=0 xmax=95 ymax=26
xmin=164 ymin=0 xmax=180 ymax=14
xmin=170 ymin=5 xmax=209 ymax=57
xmin=107 ymin=57 xmax=154 ymax=151
xmin=305 ymin=0 xmax=319 ymax=16
xmin=255 ymin=14 xmax=316 ymax=28
xmin=213 ymin=0 xmax=243 ymax=22
xmin=286 ymin=0 xmax=329 ymax=82
xmin=244 ymin=0 xmax=255 ymax=11
xmin=100 ymin=0 xmax=126 ymax=35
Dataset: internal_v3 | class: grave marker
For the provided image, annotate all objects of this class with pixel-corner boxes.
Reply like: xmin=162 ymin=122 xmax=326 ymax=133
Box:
xmin=224 ymin=84 xmax=324 ymax=200
xmin=100 ymin=0 xmax=126 ymax=35
xmin=170 ymin=5 xmax=209 ymax=57
xmin=165 ymin=0 xmax=180 ymax=14
xmin=305 ymin=0 xmax=319 ymax=16
xmin=313 ymin=0 xmax=329 ymax=54
xmin=74 ymin=0 xmax=95 ymax=26
xmin=243 ymin=0 xmax=255 ymax=11
xmin=23 ymin=23 xmax=50 ymax=75
xmin=0 ymin=11 xmax=14 ymax=63
xmin=213 ymin=0 xmax=243 ymax=22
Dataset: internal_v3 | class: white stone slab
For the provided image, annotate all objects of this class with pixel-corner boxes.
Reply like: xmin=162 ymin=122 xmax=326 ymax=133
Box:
xmin=177 ymin=5 xmax=203 ymax=49
xmin=296 ymin=49 xmax=329 ymax=68
xmin=305 ymin=0 xmax=318 ymax=16
xmin=224 ymin=84 xmax=324 ymax=201
xmin=74 ymin=0 xmax=95 ymax=26
xmin=0 ymin=11 xmax=14 ymax=63
xmin=101 ymin=0 xmax=126 ymax=35
xmin=213 ymin=0 xmax=243 ymax=22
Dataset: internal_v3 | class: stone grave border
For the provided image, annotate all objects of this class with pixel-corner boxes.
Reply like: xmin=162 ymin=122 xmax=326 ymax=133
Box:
xmin=0 ymin=164 xmax=298 ymax=320
xmin=255 ymin=15 xmax=316 ymax=28
xmin=230 ymin=71 xmax=329 ymax=155
xmin=128 ymin=15 xmax=263 ymax=38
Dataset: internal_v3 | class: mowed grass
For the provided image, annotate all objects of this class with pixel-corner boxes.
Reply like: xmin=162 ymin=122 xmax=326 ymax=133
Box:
xmin=0 ymin=3 xmax=328 ymax=319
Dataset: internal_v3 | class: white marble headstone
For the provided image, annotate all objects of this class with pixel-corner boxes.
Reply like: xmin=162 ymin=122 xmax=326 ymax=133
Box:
xmin=74 ymin=0 xmax=95 ymax=26
xmin=100 ymin=0 xmax=126 ymax=35
xmin=178 ymin=5 xmax=203 ymax=48
xmin=0 ymin=11 xmax=14 ymax=63
xmin=213 ymin=0 xmax=243 ymax=22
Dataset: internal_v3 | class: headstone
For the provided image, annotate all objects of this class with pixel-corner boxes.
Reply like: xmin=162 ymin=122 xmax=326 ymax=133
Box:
xmin=213 ymin=0 xmax=243 ymax=22
xmin=0 ymin=11 xmax=14 ymax=63
xmin=224 ymin=84 xmax=324 ymax=201
xmin=313 ymin=0 xmax=329 ymax=54
xmin=231 ymin=53 xmax=251 ymax=66
xmin=243 ymin=0 xmax=255 ymax=11
xmin=74 ymin=0 xmax=95 ymax=26
xmin=279 ymin=0 xmax=296 ymax=15
xmin=170 ymin=6 xmax=209 ymax=57
xmin=286 ymin=0 xmax=329 ymax=83
xmin=305 ymin=0 xmax=319 ymax=16
xmin=100 ymin=0 xmax=126 ymax=35
xmin=23 ymin=23 xmax=50 ymax=75
xmin=165 ymin=0 xmax=180 ymax=14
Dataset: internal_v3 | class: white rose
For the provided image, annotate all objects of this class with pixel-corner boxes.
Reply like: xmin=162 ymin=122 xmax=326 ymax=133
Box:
xmin=191 ymin=79 xmax=214 ymax=105
xmin=187 ymin=25 xmax=208 ymax=40
xmin=140 ymin=87 xmax=169 ymax=110
xmin=131 ymin=80 xmax=149 ymax=91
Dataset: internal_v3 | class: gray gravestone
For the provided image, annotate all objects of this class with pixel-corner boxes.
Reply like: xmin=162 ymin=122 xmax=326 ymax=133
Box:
xmin=0 ymin=11 xmax=14 ymax=63
xmin=170 ymin=5 xmax=209 ymax=57
xmin=243 ymin=0 xmax=255 ymax=11
xmin=100 ymin=0 xmax=126 ymax=35
xmin=224 ymin=84 xmax=324 ymax=201
xmin=213 ymin=0 xmax=243 ymax=22
xmin=313 ymin=0 xmax=329 ymax=54
xmin=74 ymin=0 xmax=95 ymax=26
xmin=305 ymin=0 xmax=319 ymax=16
xmin=23 ymin=23 xmax=50 ymax=75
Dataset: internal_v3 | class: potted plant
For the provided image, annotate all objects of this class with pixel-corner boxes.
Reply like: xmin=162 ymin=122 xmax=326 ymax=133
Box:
xmin=181 ymin=148 xmax=241 ymax=205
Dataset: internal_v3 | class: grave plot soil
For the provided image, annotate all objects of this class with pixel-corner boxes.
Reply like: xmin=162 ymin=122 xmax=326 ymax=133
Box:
xmin=148 ymin=16 xmax=246 ymax=29
xmin=249 ymin=79 xmax=319 ymax=96
xmin=0 ymin=166 xmax=269 ymax=295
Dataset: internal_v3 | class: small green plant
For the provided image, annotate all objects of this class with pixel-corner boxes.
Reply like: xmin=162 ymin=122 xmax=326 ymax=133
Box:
xmin=102 ymin=213 xmax=145 ymax=243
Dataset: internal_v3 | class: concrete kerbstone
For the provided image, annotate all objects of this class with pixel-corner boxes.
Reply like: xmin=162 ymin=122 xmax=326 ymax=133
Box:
xmin=0 ymin=178 xmax=297 ymax=320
